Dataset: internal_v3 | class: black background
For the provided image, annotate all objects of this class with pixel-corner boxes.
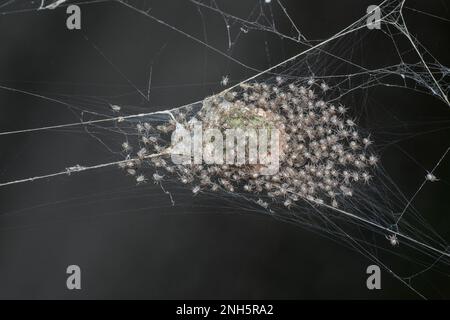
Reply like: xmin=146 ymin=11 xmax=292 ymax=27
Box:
xmin=0 ymin=0 xmax=449 ymax=299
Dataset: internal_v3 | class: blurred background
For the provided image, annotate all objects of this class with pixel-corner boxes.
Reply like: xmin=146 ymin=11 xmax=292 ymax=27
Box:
xmin=0 ymin=0 xmax=449 ymax=299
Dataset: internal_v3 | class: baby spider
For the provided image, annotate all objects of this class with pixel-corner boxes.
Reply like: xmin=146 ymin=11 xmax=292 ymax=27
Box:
xmin=152 ymin=173 xmax=164 ymax=183
xmin=110 ymin=104 xmax=121 ymax=112
xmin=122 ymin=141 xmax=132 ymax=152
xmin=361 ymin=172 xmax=372 ymax=183
xmin=276 ymin=76 xmax=284 ymax=85
xmin=220 ymin=75 xmax=229 ymax=86
xmin=136 ymin=123 xmax=144 ymax=133
xmin=346 ymin=119 xmax=356 ymax=127
xmin=142 ymin=136 xmax=150 ymax=145
xmin=256 ymin=199 xmax=269 ymax=209
xmin=386 ymin=233 xmax=399 ymax=246
xmin=240 ymin=27 xmax=248 ymax=33
xmin=362 ymin=137 xmax=373 ymax=148
xmin=337 ymin=105 xmax=347 ymax=115
xmin=320 ymin=82 xmax=329 ymax=92
xmin=368 ymin=155 xmax=379 ymax=166
xmin=127 ymin=168 xmax=136 ymax=176
xmin=136 ymin=174 xmax=147 ymax=184
xmin=137 ymin=148 xmax=148 ymax=160
xmin=118 ymin=161 xmax=127 ymax=170
xmin=192 ymin=185 xmax=201 ymax=195
xmin=426 ymin=172 xmax=439 ymax=182
xmin=283 ymin=199 xmax=292 ymax=208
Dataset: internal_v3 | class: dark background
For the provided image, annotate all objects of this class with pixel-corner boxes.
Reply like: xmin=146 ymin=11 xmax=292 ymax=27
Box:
xmin=0 ymin=0 xmax=449 ymax=299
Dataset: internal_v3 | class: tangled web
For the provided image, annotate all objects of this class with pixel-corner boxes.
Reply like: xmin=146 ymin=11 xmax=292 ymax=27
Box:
xmin=121 ymin=79 xmax=379 ymax=211
xmin=0 ymin=0 xmax=449 ymax=298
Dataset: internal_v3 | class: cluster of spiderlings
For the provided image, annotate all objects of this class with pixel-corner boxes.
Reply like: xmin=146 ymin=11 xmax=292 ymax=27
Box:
xmin=118 ymin=78 xmax=378 ymax=209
